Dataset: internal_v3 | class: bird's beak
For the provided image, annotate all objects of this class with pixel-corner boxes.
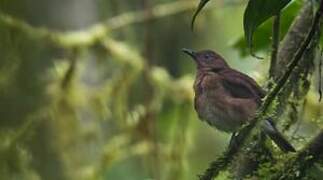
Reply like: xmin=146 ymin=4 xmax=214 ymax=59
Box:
xmin=182 ymin=48 xmax=197 ymax=60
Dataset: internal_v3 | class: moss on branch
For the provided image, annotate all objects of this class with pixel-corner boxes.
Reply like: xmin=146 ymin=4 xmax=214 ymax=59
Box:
xmin=0 ymin=1 xmax=196 ymax=48
xmin=270 ymin=130 xmax=323 ymax=179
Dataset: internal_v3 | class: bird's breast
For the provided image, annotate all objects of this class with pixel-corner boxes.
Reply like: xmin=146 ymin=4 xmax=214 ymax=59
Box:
xmin=193 ymin=73 xmax=251 ymax=132
xmin=194 ymin=92 xmax=243 ymax=132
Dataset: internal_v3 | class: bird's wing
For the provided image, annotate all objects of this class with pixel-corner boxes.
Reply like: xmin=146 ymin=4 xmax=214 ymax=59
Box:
xmin=219 ymin=69 xmax=266 ymax=100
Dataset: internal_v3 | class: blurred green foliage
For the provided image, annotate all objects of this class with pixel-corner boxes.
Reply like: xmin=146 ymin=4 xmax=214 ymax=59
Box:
xmin=0 ymin=0 xmax=322 ymax=180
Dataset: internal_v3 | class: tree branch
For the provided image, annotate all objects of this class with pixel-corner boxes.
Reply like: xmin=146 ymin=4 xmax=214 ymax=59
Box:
xmin=270 ymin=130 xmax=323 ymax=180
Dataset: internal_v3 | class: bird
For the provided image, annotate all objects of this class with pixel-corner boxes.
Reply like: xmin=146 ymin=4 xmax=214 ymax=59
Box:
xmin=182 ymin=48 xmax=295 ymax=152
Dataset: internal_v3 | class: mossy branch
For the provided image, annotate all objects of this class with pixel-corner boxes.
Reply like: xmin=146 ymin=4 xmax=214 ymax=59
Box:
xmin=270 ymin=130 xmax=323 ymax=180
xmin=0 ymin=1 xmax=196 ymax=48
xmin=198 ymin=0 xmax=323 ymax=179
xmin=198 ymin=124 xmax=255 ymax=180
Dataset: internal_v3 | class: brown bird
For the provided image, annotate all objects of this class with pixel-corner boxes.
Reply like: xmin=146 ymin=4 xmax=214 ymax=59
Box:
xmin=182 ymin=48 xmax=295 ymax=152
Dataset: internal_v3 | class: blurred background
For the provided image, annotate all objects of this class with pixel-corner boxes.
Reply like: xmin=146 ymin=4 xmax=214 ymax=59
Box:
xmin=0 ymin=0 xmax=322 ymax=180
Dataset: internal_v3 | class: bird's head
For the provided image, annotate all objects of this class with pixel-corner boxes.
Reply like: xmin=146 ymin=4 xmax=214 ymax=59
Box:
xmin=182 ymin=48 xmax=229 ymax=70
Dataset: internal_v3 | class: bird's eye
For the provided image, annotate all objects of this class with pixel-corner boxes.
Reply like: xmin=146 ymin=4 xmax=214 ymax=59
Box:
xmin=204 ymin=54 xmax=210 ymax=59
xmin=204 ymin=54 xmax=213 ymax=60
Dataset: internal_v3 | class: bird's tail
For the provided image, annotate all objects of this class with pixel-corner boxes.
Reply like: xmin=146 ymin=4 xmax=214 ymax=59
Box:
xmin=262 ymin=118 xmax=296 ymax=153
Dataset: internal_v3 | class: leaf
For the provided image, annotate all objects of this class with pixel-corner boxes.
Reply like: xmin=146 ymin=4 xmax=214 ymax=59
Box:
xmin=243 ymin=0 xmax=292 ymax=50
xmin=191 ymin=0 xmax=211 ymax=30
xmin=233 ymin=1 xmax=302 ymax=57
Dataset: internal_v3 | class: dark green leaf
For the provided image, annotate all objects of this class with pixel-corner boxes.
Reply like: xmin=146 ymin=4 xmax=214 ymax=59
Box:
xmin=191 ymin=0 xmax=211 ymax=30
xmin=244 ymin=0 xmax=292 ymax=50
xmin=233 ymin=1 xmax=302 ymax=57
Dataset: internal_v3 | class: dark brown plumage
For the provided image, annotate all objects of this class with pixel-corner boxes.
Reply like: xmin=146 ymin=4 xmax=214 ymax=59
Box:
xmin=182 ymin=48 xmax=295 ymax=152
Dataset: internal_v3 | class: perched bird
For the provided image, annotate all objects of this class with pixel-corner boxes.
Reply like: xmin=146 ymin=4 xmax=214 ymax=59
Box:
xmin=182 ymin=48 xmax=295 ymax=152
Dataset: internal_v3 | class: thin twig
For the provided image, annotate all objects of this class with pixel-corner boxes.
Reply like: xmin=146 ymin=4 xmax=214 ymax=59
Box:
xmin=198 ymin=0 xmax=323 ymax=179
xmin=269 ymin=13 xmax=281 ymax=78
xmin=61 ymin=48 xmax=79 ymax=89
xmin=319 ymin=50 xmax=322 ymax=102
